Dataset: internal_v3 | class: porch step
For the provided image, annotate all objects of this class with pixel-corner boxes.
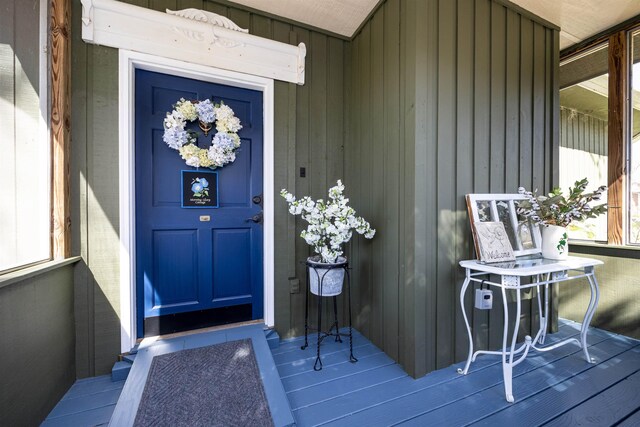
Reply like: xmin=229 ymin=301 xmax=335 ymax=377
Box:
xmin=122 ymin=353 xmax=137 ymax=364
xmin=111 ymin=361 xmax=132 ymax=382
xmin=265 ymin=328 xmax=280 ymax=349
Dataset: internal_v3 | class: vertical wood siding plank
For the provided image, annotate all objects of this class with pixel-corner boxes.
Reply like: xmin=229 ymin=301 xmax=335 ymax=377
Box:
xmin=88 ymin=44 xmax=120 ymax=374
xmin=516 ymin=17 xmax=534 ymax=348
xmin=370 ymin=11 xmax=385 ymax=346
xmin=228 ymin=8 xmax=251 ymax=30
xmin=176 ymin=0 xmax=204 ymax=9
xmin=309 ymin=31 xmax=331 ymax=327
xmin=472 ymin=0 xmax=492 ymax=351
xmin=126 ymin=0 xmax=150 ymax=8
xmin=357 ymin=23 xmax=371 ymax=336
xmin=529 ymin=22 xmax=547 ymax=334
xmin=550 ymin=29 xmax=560 ymax=330
xmin=519 ymin=18 xmax=534 ymax=190
xmin=251 ymin=14 xmax=272 ymax=39
xmin=383 ymin=0 xmax=401 ymax=361
xmin=545 ymin=29 xmax=553 ymax=192
xmin=487 ymin=5 xmax=511 ymax=348
xmin=203 ymin=1 xmax=227 ymax=16
xmin=327 ymin=38 xmax=345 ymax=185
xmin=149 ymin=0 xmax=177 ymax=12
xmin=272 ymin=19 xmax=292 ymax=336
xmin=273 ymin=79 xmax=292 ymax=335
xmin=399 ymin=0 xmax=416 ymax=374
xmin=326 ymin=36 xmax=346 ymax=329
xmin=435 ymin=0 xmax=457 ymax=369
xmin=551 ymin=30 xmax=560 ymax=190
xmin=410 ymin=0 xmax=434 ymax=376
xmin=293 ymin=26 xmax=313 ymax=327
xmin=70 ymin=0 xmax=92 ymax=378
xmin=348 ymin=30 xmax=361 ymax=333
xmin=454 ymin=0 xmax=475 ymax=362
xmin=489 ymin=2 xmax=506 ymax=193
xmin=309 ymin=32 xmax=328 ymax=199
xmin=505 ymin=10 xmax=520 ymax=190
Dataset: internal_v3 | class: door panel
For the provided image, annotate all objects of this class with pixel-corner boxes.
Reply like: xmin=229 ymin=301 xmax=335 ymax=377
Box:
xmin=135 ymin=69 xmax=263 ymax=336
xmin=219 ymin=138 xmax=252 ymax=207
xmin=152 ymin=230 xmax=199 ymax=308
xmin=212 ymin=229 xmax=252 ymax=299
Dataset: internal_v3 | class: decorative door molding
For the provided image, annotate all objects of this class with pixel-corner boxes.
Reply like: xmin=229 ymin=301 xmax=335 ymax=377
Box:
xmin=81 ymin=0 xmax=306 ymax=85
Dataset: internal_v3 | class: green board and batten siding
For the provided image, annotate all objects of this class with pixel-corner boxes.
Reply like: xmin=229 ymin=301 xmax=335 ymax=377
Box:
xmin=70 ymin=0 xmax=347 ymax=376
xmin=347 ymin=0 xmax=559 ymax=377
xmin=70 ymin=0 xmax=559 ymax=378
xmin=0 ymin=263 xmax=77 ymax=426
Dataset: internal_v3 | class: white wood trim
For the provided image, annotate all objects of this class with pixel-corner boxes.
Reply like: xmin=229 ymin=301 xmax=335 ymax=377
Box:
xmin=118 ymin=50 xmax=275 ymax=352
xmin=81 ymin=0 xmax=306 ymax=85
xmin=40 ymin=0 xmax=51 ymax=257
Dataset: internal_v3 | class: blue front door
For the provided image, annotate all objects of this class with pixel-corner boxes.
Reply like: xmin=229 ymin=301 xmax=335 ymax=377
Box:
xmin=135 ymin=69 xmax=263 ymax=337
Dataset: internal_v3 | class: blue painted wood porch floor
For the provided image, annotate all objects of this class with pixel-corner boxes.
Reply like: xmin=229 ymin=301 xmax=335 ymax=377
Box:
xmin=43 ymin=319 xmax=640 ymax=426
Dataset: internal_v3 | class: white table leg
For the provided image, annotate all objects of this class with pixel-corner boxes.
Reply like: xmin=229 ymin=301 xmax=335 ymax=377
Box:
xmin=581 ymin=267 xmax=600 ymax=363
xmin=457 ymin=273 xmax=474 ymax=375
xmin=533 ymin=274 xmax=549 ymax=345
xmin=501 ymin=275 xmax=529 ymax=403
xmin=541 ymin=280 xmax=549 ymax=344
xmin=535 ymin=274 xmax=543 ymax=343
xmin=499 ymin=287 xmax=512 ymax=402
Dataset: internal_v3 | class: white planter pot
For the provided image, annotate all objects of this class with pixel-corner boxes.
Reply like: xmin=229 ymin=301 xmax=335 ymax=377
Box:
xmin=307 ymin=256 xmax=347 ymax=296
xmin=541 ymin=225 xmax=569 ymax=260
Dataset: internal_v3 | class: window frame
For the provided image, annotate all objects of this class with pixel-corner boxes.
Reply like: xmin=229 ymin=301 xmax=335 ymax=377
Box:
xmin=0 ymin=0 xmax=53 ymax=275
xmin=627 ymin=27 xmax=640 ymax=245
xmin=560 ymin=21 xmax=640 ymax=247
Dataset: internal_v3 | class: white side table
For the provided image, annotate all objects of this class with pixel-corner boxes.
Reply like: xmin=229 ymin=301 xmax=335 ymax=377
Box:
xmin=458 ymin=256 xmax=602 ymax=402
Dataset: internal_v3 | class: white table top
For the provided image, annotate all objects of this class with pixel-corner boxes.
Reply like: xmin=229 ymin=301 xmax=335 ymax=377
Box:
xmin=459 ymin=256 xmax=603 ymax=276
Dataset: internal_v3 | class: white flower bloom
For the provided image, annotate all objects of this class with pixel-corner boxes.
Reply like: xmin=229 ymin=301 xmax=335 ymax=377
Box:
xmin=185 ymin=156 xmax=200 ymax=168
xmin=280 ymin=180 xmax=376 ymax=263
xmin=289 ymin=204 xmax=303 ymax=215
xmin=164 ymin=111 xmax=185 ymax=130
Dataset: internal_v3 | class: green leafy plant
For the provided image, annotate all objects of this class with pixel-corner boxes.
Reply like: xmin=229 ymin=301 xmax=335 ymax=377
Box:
xmin=516 ymin=178 xmax=608 ymax=227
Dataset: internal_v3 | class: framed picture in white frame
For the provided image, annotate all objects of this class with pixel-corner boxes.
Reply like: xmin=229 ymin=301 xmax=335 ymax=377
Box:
xmin=466 ymin=193 xmax=542 ymax=259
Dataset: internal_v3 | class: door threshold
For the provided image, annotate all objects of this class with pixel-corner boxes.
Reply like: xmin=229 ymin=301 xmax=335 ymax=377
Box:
xmin=147 ymin=319 xmax=266 ymax=341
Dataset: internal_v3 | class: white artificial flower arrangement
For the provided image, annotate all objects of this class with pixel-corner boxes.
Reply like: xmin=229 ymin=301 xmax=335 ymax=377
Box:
xmin=281 ymin=180 xmax=376 ymax=263
xmin=162 ymin=98 xmax=242 ymax=170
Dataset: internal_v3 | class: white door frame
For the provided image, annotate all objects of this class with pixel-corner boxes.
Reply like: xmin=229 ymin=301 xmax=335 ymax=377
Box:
xmin=118 ymin=49 xmax=275 ymax=352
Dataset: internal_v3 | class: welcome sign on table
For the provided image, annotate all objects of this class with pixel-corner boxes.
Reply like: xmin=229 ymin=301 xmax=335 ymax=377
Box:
xmin=181 ymin=170 xmax=219 ymax=208
xmin=473 ymin=221 xmax=516 ymax=263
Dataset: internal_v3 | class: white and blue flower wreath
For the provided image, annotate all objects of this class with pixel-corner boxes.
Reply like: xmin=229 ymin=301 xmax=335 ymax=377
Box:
xmin=162 ymin=98 xmax=242 ymax=170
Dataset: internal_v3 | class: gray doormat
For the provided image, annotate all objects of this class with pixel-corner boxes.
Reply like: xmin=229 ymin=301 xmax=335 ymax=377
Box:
xmin=134 ymin=339 xmax=274 ymax=427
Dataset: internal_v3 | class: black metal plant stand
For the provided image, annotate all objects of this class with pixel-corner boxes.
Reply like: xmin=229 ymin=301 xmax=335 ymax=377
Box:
xmin=301 ymin=258 xmax=358 ymax=371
